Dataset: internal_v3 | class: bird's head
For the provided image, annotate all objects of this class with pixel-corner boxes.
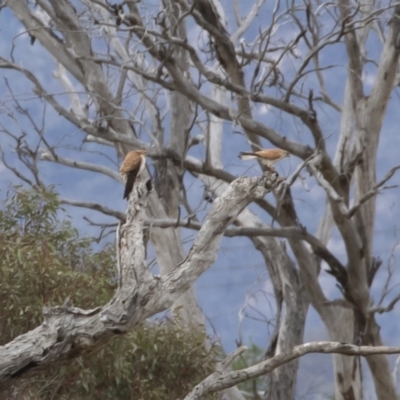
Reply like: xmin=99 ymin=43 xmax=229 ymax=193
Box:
xmin=137 ymin=149 xmax=147 ymax=156
xmin=282 ymin=150 xmax=290 ymax=158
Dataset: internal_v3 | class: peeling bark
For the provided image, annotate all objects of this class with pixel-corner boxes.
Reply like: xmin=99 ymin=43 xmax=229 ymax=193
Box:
xmin=3 ymin=0 xmax=400 ymax=398
xmin=0 ymin=172 xmax=280 ymax=391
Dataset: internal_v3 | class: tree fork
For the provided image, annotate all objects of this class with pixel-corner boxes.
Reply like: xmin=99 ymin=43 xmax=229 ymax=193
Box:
xmin=0 ymin=172 xmax=280 ymax=391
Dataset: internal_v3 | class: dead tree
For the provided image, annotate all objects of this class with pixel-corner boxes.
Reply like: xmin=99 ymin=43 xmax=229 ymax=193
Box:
xmin=2 ymin=0 xmax=400 ymax=398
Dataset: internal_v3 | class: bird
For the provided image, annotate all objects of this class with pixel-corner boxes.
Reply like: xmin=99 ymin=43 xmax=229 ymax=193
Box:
xmin=238 ymin=148 xmax=289 ymax=169
xmin=119 ymin=149 xmax=147 ymax=200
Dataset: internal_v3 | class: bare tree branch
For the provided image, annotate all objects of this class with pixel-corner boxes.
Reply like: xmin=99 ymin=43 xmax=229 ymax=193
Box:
xmin=370 ymin=293 xmax=400 ymax=315
xmin=0 ymin=171 xmax=280 ymax=390
xmin=39 ymin=151 xmax=121 ymax=182
xmin=347 ymin=165 xmax=400 ymax=218
xmin=184 ymin=341 xmax=400 ymax=399
xmin=59 ymin=198 xmax=125 ymax=221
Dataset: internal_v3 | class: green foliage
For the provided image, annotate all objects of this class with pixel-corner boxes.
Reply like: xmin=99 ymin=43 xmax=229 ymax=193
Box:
xmin=231 ymin=341 xmax=267 ymax=395
xmin=0 ymin=186 xmax=217 ymax=400
xmin=25 ymin=322 xmax=218 ymax=400
xmin=0 ymin=185 xmax=116 ymax=344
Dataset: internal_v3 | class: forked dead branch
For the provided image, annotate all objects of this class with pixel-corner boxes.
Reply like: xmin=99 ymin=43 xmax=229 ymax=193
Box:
xmin=2 ymin=0 xmax=400 ymax=398
xmin=0 ymin=171 xmax=280 ymax=391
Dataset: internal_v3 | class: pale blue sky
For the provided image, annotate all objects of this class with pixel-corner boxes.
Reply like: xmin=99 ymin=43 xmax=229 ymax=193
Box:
xmin=1 ymin=2 xmax=400 ymax=398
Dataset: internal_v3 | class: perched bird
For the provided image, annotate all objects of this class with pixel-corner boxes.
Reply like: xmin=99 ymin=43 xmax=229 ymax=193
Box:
xmin=119 ymin=149 xmax=147 ymax=200
xmin=238 ymin=148 xmax=289 ymax=169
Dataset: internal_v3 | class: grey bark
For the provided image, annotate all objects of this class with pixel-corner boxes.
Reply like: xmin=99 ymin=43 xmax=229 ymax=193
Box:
xmin=152 ymin=0 xmax=204 ymax=328
xmin=198 ymin=172 xmax=308 ymax=400
xmin=2 ymin=0 xmax=400 ymax=398
xmin=185 ymin=342 xmax=400 ymax=400
xmin=0 ymin=171 xmax=281 ymax=391
xmin=7 ymin=0 xmax=206 ymax=330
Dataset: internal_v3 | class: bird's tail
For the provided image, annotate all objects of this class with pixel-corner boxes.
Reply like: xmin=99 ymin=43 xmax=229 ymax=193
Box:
xmin=123 ymin=169 xmax=139 ymax=199
xmin=238 ymin=152 xmax=257 ymax=161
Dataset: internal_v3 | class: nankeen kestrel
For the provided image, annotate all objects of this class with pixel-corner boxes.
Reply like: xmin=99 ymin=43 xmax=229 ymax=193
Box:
xmin=119 ymin=150 xmax=147 ymax=199
xmin=238 ymin=148 xmax=289 ymax=169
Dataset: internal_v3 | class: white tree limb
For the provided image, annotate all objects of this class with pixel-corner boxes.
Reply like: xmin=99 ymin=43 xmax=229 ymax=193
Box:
xmin=184 ymin=341 xmax=400 ymax=399
xmin=59 ymin=198 xmax=125 ymax=221
xmin=230 ymin=0 xmax=266 ymax=42
xmin=0 ymin=171 xmax=280 ymax=390
xmin=39 ymin=151 xmax=121 ymax=182
xmin=347 ymin=165 xmax=400 ymax=218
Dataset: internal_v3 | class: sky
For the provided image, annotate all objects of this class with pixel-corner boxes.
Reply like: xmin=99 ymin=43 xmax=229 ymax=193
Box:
xmin=1 ymin=1 xmax=400 ymax=398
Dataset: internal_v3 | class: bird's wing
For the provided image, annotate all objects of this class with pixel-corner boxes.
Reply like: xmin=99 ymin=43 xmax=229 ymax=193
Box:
xmin=119 ymin=151 xmax=142 ymax=174
xmin=255 ymin=149 xmax=284 ymax=160
xmin=120 ymin=151 xmax=145 ymax=199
